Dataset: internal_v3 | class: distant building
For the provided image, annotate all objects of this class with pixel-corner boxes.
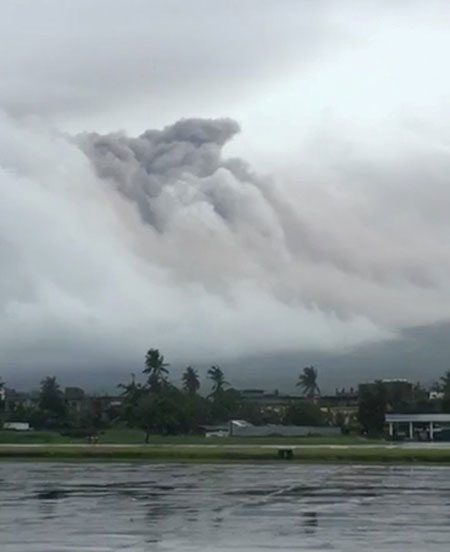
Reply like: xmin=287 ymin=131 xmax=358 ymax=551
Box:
xmin=239 ymin=389 xmax=266 ymax=399
xmin=89 ymin=395 xmax=123 ymax=423
xmin=238 ymin=389 xmax=307 ymax=420
xmin=229 ymin=419 xmax=341 ymax=438
xmin=386 ymin=413 xmax=450 ymax=441
xmin=320 ymin=388 xmax=359 ymax=426
xmin=64 ymin=387 xmax=86 ymax=413
xmin=320 ymin=388 xmax=359 ymax=407
xmin=198 ymin=424 xmax=229 ymax=438
xmin=429 ymin=391 xmax=444 ymax=400
xmin=4 ymin=389 xmax=39 ymax=411
xmin=239 ymin=389 xmax=304 ymax=406
xmin=359 ymin=379 xmax=414 ymax=406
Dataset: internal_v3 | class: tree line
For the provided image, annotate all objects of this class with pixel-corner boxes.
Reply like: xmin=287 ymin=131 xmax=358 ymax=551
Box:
xmin=358 ymin=370 xmax=450 ymax=435
xmin=2 ymin=355 xmax=450 ymax=439
xmin=0 ymin=352 xmax=325 ymax=438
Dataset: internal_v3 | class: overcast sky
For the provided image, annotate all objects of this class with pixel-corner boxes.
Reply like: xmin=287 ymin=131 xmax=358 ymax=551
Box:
xmin=2 ymin=1 xmax=450 ymax=387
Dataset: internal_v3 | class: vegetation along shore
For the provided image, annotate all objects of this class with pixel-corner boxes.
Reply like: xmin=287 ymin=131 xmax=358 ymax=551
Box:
xmin=2 ymin=443 xmax=450 ymax=463
xmin=3 ymin=347 xmax=450 ymax=460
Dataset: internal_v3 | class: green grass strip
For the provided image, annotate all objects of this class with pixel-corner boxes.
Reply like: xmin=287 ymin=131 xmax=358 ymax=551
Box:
xmin=2 ymin=445 xmax=450 ymax=464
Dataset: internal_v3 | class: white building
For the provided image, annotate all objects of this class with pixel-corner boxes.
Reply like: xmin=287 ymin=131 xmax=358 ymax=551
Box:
xmin=386 ymin=413 xmax=450 ymax=440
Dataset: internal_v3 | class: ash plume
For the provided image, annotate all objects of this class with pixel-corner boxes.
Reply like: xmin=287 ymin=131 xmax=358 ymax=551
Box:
xmin=0 ymin=114 xmax=389 ymax=377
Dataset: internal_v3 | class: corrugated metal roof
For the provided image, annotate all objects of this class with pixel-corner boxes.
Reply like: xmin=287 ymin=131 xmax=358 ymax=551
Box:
xmin=386 ymin=413 xmax=450 ymax=423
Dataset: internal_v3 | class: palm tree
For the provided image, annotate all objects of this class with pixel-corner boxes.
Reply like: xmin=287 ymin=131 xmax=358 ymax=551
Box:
xmin=296 ymin=366 xmax=320 ymax=399
xmin=440 ymin=370 xmax=450 ymax=392
xmin=182 ymin=366 xmax=200 ymax=395
xmin=118 ymin=373 xmax=145 ymax=426
xmin=143 ymin=349 xmax=169 ymax=393
xmin=207 ymin=366 xmax=228 ymax=397
xmin=118 ymin=373 xmax=145 ymax=398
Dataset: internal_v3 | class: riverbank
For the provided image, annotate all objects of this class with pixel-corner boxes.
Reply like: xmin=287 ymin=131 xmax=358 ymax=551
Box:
xmin=2 ymin=444 xmax=450 ymax=463
xmin=0 ymin=429 xmax=385 ymax=446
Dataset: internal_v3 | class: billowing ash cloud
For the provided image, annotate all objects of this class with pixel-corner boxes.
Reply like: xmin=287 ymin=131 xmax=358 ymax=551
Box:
xmin=0 ymin=113 xmax=389 ymax=377
xmin=78 ymin=118 xmax=297 ymax=295
xmin=78 ymin=116 xmax=450 ymax=336
xmin=79 ymin=118 xmax=243 ymax=231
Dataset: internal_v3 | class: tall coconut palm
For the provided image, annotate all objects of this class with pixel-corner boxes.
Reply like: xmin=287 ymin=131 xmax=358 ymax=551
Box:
xmin=296 ymin=366 xmax=320 ymax=399
xmin=182 ymin=366 xmax=200 ymax=395
xmin=207 ymin=366 xmax=228 ymax=397
xmin=143 ymin=349 xmax=169 ymax=393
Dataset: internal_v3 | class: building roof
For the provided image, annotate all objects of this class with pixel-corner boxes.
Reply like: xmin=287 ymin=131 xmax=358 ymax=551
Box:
xmin=64 ymin=387 xmax=85 ymax=400
xmin=386 ymin=413 xmax=450 ymax=423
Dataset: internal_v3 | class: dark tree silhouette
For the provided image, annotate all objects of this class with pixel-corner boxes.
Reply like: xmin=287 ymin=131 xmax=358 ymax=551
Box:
xmin=34 ymin=376 xmax=68 ymax=429
xmin=440 ymin=370 xmax=450 ymax=392
xmin=182 ymin=367 xmax=200 ymax=395
xmin=358 ymin=381 xmax=387 ymax=435
xmin=143 ymin=349 xmax=169 ymax=393
xmin=39 ymin=376 xmax=66 ymax=416
xmin=296 ymin=366 xmax=320 ymax=399
xmin=0 ymin=379 xmax=5 ymax=418
xmin=440 ymin=370 xmax=450 ymax=412
xmin=207 ymin=366 xmax=228 ymax=397
xmin=283 ymin=401 xmax=325 ymax=426
xmin=118 ymin=373 xmax=146 ymax=426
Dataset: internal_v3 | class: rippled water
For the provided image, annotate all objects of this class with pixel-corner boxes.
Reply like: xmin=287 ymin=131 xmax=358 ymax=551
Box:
xmin=0 ymin=462 xmax=449 ymax=551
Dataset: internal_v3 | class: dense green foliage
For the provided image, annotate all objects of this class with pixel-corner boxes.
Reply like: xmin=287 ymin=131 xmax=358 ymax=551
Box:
xmin=2 ymin=355 xmax=450 ymax=442
xmin=116 ymin=352 xmax=246 ymax=439
xmin=283 ymin=401 xmax=325 ymax=426
xmin=33 ymin=376 xmax=68 ymax=429
xmin=358 ymin=381 xmax=387 ymax=435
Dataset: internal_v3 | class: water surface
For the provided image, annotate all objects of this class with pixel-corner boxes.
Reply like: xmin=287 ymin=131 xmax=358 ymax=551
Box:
xmin=0 ymin=462 xmax=449 ymax=551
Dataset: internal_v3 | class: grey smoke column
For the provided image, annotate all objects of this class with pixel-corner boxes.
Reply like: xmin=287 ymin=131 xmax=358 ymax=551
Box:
xmin=79 ymin=118 xmax=253 ymax=232
xmin=78 ymin=116 xmax=450 ymax=336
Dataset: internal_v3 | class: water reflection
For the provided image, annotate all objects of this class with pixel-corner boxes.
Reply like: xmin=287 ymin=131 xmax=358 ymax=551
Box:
xmin=303 ymin=510 xmax=319 ymax=531
xmin=35 ymin=489 xmax=70 ymax=500
xmin=0 ymin=463 xmax=449 ymax=551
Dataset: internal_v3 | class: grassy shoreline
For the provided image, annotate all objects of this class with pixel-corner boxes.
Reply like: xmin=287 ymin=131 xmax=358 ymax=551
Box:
xmin=1 ymin=429 xmax=394 ymax=444
xmin=2 ymin=444 xmax=450 ymax=464
xmin=0 ymin=429 xmax=386 ymax=446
